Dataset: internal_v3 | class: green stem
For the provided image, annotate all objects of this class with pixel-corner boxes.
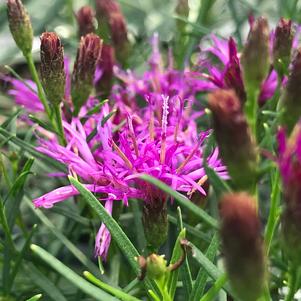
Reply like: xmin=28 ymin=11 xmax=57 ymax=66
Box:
xmin=53 ymin=104 xmax=66 ymax=146
xmin=264 ymin=169 xmax=280 ymax=254
xmin=25 ymin=53 xmax=51 ymax=119
xmin=245 ymin=88 xmax=260 ymax=139
xmin=285 ymin=267 xmax=298 ymax=301
xmin=199 ymin=274 xmax=227 ymax=301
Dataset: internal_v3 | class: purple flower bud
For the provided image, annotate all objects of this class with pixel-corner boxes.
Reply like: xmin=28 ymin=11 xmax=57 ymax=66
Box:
xmin=224 ymin=37 xmax=246 ymax=103
xmin=40 ymin=32 xmax=65 ymax=105
xmin=273 ymin=18 xmax=293 ymax=76
xmin=142 ymin=198 xmax=168 ymax=249
xmin=220 ymin=192 xmax=266 ymax=301
xmin=7 ymin=0 xmax=33 ymax=56
xmin=278 ymin=123 xmax=301 ymax=264
xmin=95 ymin=0 xmax=129 ymax=65
xmin=71 ymin=33 xmax=102 ymax=115
xmin=241 ymin=17 xmax=270 ymax=91
xmin=208 ymin=89 xmax=258 ymax=192
xmin=76 ymin=6 xmax=96 ymax=38
xmin=280 ymin=48 xmax=301 ymax=133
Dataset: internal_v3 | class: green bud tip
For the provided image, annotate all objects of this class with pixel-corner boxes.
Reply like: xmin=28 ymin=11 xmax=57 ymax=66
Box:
xmin=7 ymin=0 xmax=33 ymax=56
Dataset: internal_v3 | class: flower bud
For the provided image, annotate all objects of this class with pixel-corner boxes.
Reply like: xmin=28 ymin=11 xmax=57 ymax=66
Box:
xmin=76 ymin=6 xmax=96 ymax=38
xmin=71 ymin=33 xmax=102 ymax=115
xmin=224 ymin=37 xmax=246 ymax=104
xmin=208 ymin=89 xmax=258 ymax=192
xmin=175 ymin=0 xmax=189 ymax=32
xmin=280 ymin=48 xmax=301 ymax=133
xmin=95 ymin=44 xmax=116 ymax=96
xmin=146 ymin=254 xmax=168 ymax=280
xmin=278 ymin=123 xmax=301 ymax=264
xmin=241 ymin=17 xmax=270 ymax=91
xmin=142 ymin=199 xmax=168 ymax=250
xmin=273 ymin=18 xmax=293 ymax=77
xmin=95 ymin=0 xmax=129 ymax=65
xmin=7 ymin=0 xmax=33 ymax=56
xmin=40 ymin=32 xmax=65 ymax=105
xmin=219 ymin=192 xmax=266 ymax=301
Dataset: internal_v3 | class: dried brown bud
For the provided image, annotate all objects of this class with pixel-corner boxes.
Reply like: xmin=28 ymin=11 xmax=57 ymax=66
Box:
xmin=71 ymin=33 xmax=102 ymax=115
xmin=273 ymin=18 xmax=293 ymax=76
xmin=95 ymin=0 xmax=129 ymax=65
xmin=40 ymin=32 xmax=65 ymax=105
xmin=95 ymin=44 xmax=116 ymax=96
xmin=208 ymin=89 xmax=258 ymax=192
xmin=280 ymin=48 xmax=301 ymax=133
xmin=76 ymin=6 xmax=96 ymax=38
xmin=220 ymin=192 xmax=266 ymax=301
xmin=241 ymin=17 xmax=270 ymax=91
xmin=7 ymin=0 xmax=33 ymax=56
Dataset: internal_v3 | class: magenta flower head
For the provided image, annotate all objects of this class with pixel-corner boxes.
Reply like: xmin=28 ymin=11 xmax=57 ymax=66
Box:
xmin=76 ymin=6 xmax=96 ymax=38
xmin=273 ymin=18 xmax=294 ymax=77
xmin=72 ymin=33 xmax=102 ymax=116
xmin=220 ymin=192 xmax=266 ymax=301
xmin=7 ymin=0 xmax=33 ymax=56
xmin=40 ymin=32 xmax=66 ymax=106
xmin=278 ymin=123 xmax=301 ymax=264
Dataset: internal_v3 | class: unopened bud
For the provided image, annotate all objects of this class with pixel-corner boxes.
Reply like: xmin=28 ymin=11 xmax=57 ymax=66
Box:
xmin=146 ymin=254 xmax=168 ymax=280
xmin=175 ymin=0 xmax=189 ymax=31
xmin=280 ymin=48 xmax=301 ymax=133
xmin=7 ymin=0 xmax=33 ymax=56
xmin=40 ymin=32 xmax=65 ymax=105
xmin=71 ymin=33 xmax=102 ymax=115
xmin=273 ymin=18 xmax=293 ymax=76
xmin=220 ymin=192 xmax=266 ymax=301
xmin=95 ymin=0 xmax=129 ymax=65
xmin=241 ymin=17 xmax=270 ymax=91
xmin=95 ymin=44 xmax=115 ymax=96
xmin=208 ymin=89 xmax=258 ymax=192
xmin=224 ymin=38 xmax=246 ymax=103
xmin=278 ymin=123 xmax=301 ymax=264
xmin=76 ymin=6 xmax=96 ymax=38
xmin=142 ymin=199 xmax=168 ymax=249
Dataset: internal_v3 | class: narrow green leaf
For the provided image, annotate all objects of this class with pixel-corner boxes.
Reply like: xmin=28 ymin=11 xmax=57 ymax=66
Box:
xmin=189 ymin=243 xmax=234 ymax=296
xmin=189 ymin=233 xmax=219 ymax=301
xmin=26 ymin=294 xmax=42 ymax=301
xmin=25 ymin=263 xmax=67 ymax=301
xmin=167 ymin=228 xmax=186 ymax=298
xmin=28 ymin=114 xmax=58 ymax=134
xmin=68 ymin=176 xmax=159 ymax=296
xmin=1 ymin=108 xmax=23 ymax=129
xmin=199 ymin=274 xmax=228 ymax=301
xmin=24 ymin=196 xmax=101 ymax=277
xmin=30 ymin=244 xmax=116 ymax=301
xmin=0 ymin=126 xmax=65 ymax=171
xmin=101 ymin=109 xmax=117 ymax=127
xmin=204 ymin=163 xmax=231 ymax=197
xmin=81 ymin=99 xmax=108 ymax=122
xmin=84 ymin=271 xmax=142 ymax=301
xmin=139 ymin=174 xmax=218 ymax=229
xmin=8 ymin=224 xmax=37 ymax=292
